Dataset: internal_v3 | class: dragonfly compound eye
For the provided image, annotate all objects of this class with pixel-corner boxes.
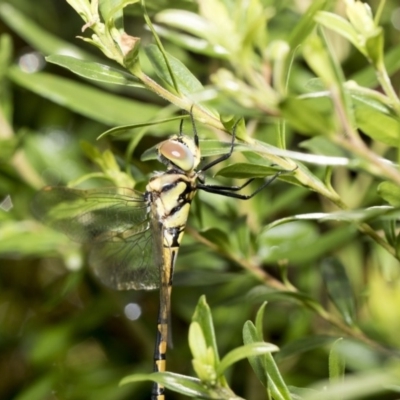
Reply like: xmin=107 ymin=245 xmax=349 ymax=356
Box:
xmin=159 ymin=140 xmax=195 ymax=172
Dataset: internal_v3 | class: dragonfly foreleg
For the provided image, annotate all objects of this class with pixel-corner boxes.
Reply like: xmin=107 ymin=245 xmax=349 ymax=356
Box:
xmin=198 ymin=119 xmax=240 ymax=173
xmin=197 ymin=178 xmax=255 ymax=192
xmin=197 ymin=171 xmax=284 ymax=200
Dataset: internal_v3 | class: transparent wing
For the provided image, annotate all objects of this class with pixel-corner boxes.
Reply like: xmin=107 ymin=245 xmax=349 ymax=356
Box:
xmin=32 ymin=187 xmax=149 ymax=241
xmin=32 ymin=186 xmax=161 ymax=290
xmin=90 ymin=219 xmax=163 ymax=291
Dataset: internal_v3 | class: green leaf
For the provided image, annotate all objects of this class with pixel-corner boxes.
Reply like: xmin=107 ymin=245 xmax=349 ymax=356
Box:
xmin=351 ymin=45 xmax=400 ymax=88
xmin=243 ymin=305 xmax=293 ymax=400
xmin=197 ymin=228 xmax=231 ymax=254
xmin=277 ymin=336 xmax=337 ymax=360
xmin=315 ymin=12 xmax=360 ymax=52
xmin=299 ymin=137 xmax=347 ymax=158
xmin=365 ymin=27 xmax=384 ymax=67
xmin=144 ymin=44 xmax=204 ymax=95
xmin=280 ymin=96 xmax=335 ymax=136
xmin=0 ymin=221 xmax=79 ymax=257
xmin=189 ymin=321 xmax=217 ymax=383
xmin=288 ymin=0 xmax=334 ymax=50
xmin=152 ymin=23 xmax=225 ymax=58
xmin=254 ymin=302 xmax=267 ymax=338
xmin=120 ymin=372 xmax=212 ymax=398
xmin=0 ymin=33 xmax=12 ymax=78
xmin=377 ymin=181 xmax=400 ymax=207
xmin=329 ymin=338 xmax=345 ymax=384
xmin=303 ymin=369 xmax=399 ymax=400
xmin=263 ymin=357 xmax=292 ymax=400
xmin=154 ymin=10 xmax=211 ymax=44
xmin=192 ymin=296 xmax=220 ymax=364
xmin=353 ymin=102 xmax=400 ymax=146
xmin=8 ymin=66 xmax=160 ymax=126
xmin=0 ymin=3 xmax=92 ymax=59
xmin=99 ymin=115 xmax=185 ymax=140
xmin=14 ymin=374 xmax=57 ymax=400
xmin=258 ymin=221 xmax=319 ymax=262
xmin=321 ymin=258 xmax=356 ymax=326
xmin=46 ymin=55 xmax=144 ymax=87
xmin=100 ymin=0 xmax=135 ymax=30
xmin=303 ymin=33 xmax=337 ymax=86
xmin=199 ymin=140 xmax=241 ymax=157
xmin=216 ymin=343 xmax=279 ymax=376
xmin=243 ymin=321 xmax=268 ymax=387
xmin=260 ymin=218 xmax=364 ymax=265
xmin=265 ymin=207 xmax=397 ymax=228
xmin=196 ymin=0 xmax=235 ymax=54
xmin=0 ymin=33 xmax=13 ymax=121
xmin=0 ymin=137 xmax=18 ymax=161
xmin=216 ymin=163 xmax=283 ymax=179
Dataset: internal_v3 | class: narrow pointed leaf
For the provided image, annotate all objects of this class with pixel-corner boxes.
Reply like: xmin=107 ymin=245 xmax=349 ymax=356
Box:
xmin=145 ymin=44 xmax=203 ymax=95
xmin=216 ymin=163 xmax=283 ymax=179
xmin=288 ymin=0 xmax=334 ymax=49
xmin=354 ymin=104 xmax=400 ymax=146
xmin=120 ymin=372 xmax=212 ymax=398
xmin=329 ymin=338 xmax=345 ymax=384
xmin=98 ymin=115 xmax=185 ymax=140
xmin=321 ymin=258 xmax=356 ymax=325
xmin=0 ymin=3 xmax=91 ymax=59
xmin=217 ymin=343 xmax=278 ymax=376
xmin=243 ymin=310 xmax=292 ymax=400
xmin=243 ymin=322 xmax=268 ymax=386
xmin=46 ymin=55 xmax=144 ymax=87
xmin=377 ymin=181 xmax=400 ymax=207
xmin=8 ymin=67 xmax=160 ymax=125
xmin=192 ymin=296 xmax=220 ymax=363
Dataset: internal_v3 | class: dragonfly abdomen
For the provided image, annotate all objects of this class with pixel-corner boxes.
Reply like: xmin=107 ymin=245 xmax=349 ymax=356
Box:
xmin=147 ymin=168 xmax=197 ymax=400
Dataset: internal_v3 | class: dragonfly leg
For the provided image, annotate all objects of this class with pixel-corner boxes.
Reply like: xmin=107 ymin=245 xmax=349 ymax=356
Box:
xmin=197 ymin=178 xmax=255 ymax=192
xmin=197 ymin=170 xmax=286 ymax=200
xmin=198 ymin=119 xmax=241 ymax=173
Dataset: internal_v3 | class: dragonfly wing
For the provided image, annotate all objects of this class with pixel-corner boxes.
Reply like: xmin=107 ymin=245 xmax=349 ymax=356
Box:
xmin=32 ymin=187 xmax=149 ymax=242
xmin=90 ymin=223 xmax=162 ymax=291
xmin=32 ymin=186 xmax=161 ymax=290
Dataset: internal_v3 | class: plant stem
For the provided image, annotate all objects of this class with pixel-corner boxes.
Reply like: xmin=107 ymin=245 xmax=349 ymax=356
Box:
xmin=186 ymin=227 xmax=397 ymax=357
xmin=135 ymin=71 xmax=225 ymax=131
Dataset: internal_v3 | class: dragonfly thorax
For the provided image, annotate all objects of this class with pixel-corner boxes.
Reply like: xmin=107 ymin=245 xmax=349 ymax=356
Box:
xmin=158 ymin=135 xmax=200 ymax=173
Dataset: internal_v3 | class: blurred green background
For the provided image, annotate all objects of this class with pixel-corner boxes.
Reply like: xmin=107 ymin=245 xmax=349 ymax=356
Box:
xmin=1 ymin=0 xmax=400 ymax=399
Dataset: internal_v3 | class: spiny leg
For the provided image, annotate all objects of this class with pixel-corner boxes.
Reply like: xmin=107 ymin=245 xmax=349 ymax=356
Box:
xmin=199 ymin=119 xmax=241 ymax=173
xmin=197 ymin=170 xmax=289 ymax=200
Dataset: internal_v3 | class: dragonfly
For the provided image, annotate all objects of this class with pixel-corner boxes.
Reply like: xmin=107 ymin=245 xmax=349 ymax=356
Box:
xmin=32 ymin=113 xmax=287 ymax=400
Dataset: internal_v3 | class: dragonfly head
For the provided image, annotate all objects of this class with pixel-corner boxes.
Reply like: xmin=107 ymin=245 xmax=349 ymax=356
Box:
xmin=158 ymin=135 xmax=201 ymax=172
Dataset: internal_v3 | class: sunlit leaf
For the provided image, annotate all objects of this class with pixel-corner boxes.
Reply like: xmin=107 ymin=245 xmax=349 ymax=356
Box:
xmin=354 ymin=103 xmax=400 ymax=146
xmin=217 ymin=343 xmax=279 ymax=376
xmin=192 ymin=296 xmax=220 ymax=364
xmin=289 ymin=0 xmax=334 ymax=49
xmin=329 ymin=338 xmax=345 ymax=384
xmin=120 ymin=372 xmax=212 ymax=397
xmin=377 ymin=181 xmax=400 ymax=207
xmin=243 ymin=304 xmax=292 ymax=400
xmin=0 ymin=3 xmax=91 ymax=59
xmin=145 ymin=44 xmax=203 ymax=95
xmin=8 ymin=66 xmax=160 ymax=125
xmin=216 ymin=163 xmax=284 ymax=179
xmin=46 ymin=55 xmax=144 ymax=87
